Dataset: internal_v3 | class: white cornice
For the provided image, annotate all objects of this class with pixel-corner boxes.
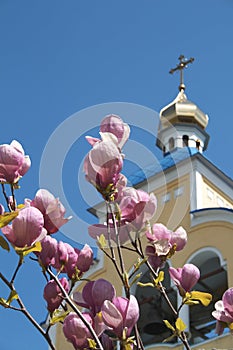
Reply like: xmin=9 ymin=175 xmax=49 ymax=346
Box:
xmin=190 ymin=207 xmax=233 ymax=227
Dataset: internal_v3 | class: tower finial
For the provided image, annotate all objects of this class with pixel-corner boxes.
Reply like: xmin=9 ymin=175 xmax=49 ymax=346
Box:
xmin=169 ymin=55 xmax=194 ymax=91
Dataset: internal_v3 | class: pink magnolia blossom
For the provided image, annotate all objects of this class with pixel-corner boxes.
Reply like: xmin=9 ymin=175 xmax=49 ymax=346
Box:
xmin=101 ymin=295 xmax=139 ymax=338
xmin=37 ymin=237 xmax=93 ymax=278
xmin=43 ymin=277 xmax=69 ymax=313
xmin=146 ymin=223 xmax=187 ymax=251
xmin=73 ymin=278 xmax=116 ymax=316
xmin=63 ymin=311 xmax=106 ymax=349
xmin=145 ymin=245 xmax=164 ymax=270
xmin=1 ymin=206 xmax=47 ymax=248
xmin=84 ymin=139 xmax=123 ymax=200
xmin=76 ymin=244 xmax=93 ymax=273
xmin=63 ymin=312 xmax=93 ymax=349
xmin=30 ymin=189 xmax=71 ymax=234
xmin=119 ymin=188 xmax=157 ymax=231
xmin=55 ymin=243 xmax=93 ymax=279
xmin=37 ymin=235 xmax=58 ymax=267
xmin=170 ymin=226 xmax=187 ymax=251
xmin=0 ymin=140 xmax=31 ymax=183
xmin=54 ymin=242 xmax=79 ymax=276
xmin=145 ymin=223 xmax=187 ymax=269
xmin=212 ymin=287 xmax=233 ymax=335
xmin=88 ymin=188 xmax=157 ymax=245
xmin=85 ymin=115 xmax=130 ymax=151
xmin=169 ymin=264 xmax=200 ymax=295
xmin=100 ymin=114 xmax=130 ymax=150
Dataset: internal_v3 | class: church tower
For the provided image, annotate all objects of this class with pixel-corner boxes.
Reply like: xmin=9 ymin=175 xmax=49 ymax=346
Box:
xmin=156 ymin=55 xmax=209 ymax=155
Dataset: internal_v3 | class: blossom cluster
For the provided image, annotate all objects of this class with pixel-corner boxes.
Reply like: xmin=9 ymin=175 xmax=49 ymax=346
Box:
xmin=64 ymin=278 xmax=139 ymax=349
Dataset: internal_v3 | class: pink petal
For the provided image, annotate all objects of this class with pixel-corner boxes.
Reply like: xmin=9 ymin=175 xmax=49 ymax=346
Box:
xmin=181 ymin=264 xmax=200 ymax=291
xmin=124 ymin=295 xmax=139 ymax=335
xmin=223 ymin=287 xmax=233 ymax=318
xmin=102 ymin=300 xmax=123 ymax=333
xmin=169 ymin=267 xmax=183 ymax=286
xmin=85 ymin=136 xmax=100 ymax=146
xmin=92 ymin=279 xmax=116 ymax=308
xmin=170 ymin=226 xmax=187 ymax=251
xmin=152 ymin=223 xmax=171 ymax=241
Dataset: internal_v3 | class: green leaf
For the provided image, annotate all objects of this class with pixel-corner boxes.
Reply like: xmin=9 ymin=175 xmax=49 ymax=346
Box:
xmin=133 ymin=257 xmax=147 ymax=271
xmin=137 ymin=281 xmax=154 ymax=288
xmin=184 ymin=299 xmax=199 ymax=305
xmin=123 ymin=271 xmax=130 ymax=289
xmin=185 ymin=291 xmax=212 ymax=306
xmin=0 ymin=297 xmax=8 ymax=308
xmin=87 ymin=339 xmax=97 ymax=349
xmin=50 ymin=310 xmax=69 ymax=325
xmin=7 ymin=290 xmax=19 ymax=304
xmin=0 ymin=290 xmax=19 ymax=308
xmin=97 ymin=234 xmax=107 ymax=249
xmin=15 ymin=241 xmax=42 ymax=257
xmin=124 ymin=344 xmax=133 ymax=350
xmin=154 ymin=270 xmax=164 ymax=286
xmin=175 ymin=317 xmax=186 ymax=333
xmin=0 ymin=211 xmax=19 ymax=228
xmin=70 ymin=266 xmax=81 ymax=283
xmin=130 ymin=273 xmax=142 ymax=287
xmin=163 ymin=319 xmax=175 ymax=332
xmin=0 ymin=235 xmax=10 ymax=251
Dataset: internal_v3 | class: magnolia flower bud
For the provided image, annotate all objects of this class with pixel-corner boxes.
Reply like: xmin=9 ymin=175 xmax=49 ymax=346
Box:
xmin=0 ymin=140 xmax=30 ymax=184
xmin=43 ymin=277 xmax=69 ymax=313
xmin=2 ymin=206 xmax=47 ymax=248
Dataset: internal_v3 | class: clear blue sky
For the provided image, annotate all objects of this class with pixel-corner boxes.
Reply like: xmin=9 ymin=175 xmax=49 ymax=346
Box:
xmin=0 ymin=1 xmax=233 ymax=349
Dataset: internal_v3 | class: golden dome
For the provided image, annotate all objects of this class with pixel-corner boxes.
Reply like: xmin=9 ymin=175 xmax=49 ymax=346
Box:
xmin=159 ymin=89 xmax=209 ymax=130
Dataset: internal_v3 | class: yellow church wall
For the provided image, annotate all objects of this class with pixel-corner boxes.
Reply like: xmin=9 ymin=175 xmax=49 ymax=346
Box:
xmin=152 ymin=174 xmax=191 ymax=231
xmin=171 ymin=221 xmax=233 ymax=284
xmin=202 ymin=176 xmax=233 ymax=209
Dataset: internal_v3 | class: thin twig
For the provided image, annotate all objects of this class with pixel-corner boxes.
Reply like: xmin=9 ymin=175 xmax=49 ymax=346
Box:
xmin=0 ymin=272 xmax=56 ymax=350
xmin=10 ymin=184 xmax=16 ymax=211
xmin=1 ymin=183 xmax=11 ymax=211
xmin=10 ymin=255 xmax=23 ymax=284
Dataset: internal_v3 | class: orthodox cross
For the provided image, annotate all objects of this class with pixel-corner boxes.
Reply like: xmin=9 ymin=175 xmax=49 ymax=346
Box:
xmin=169 ymin=55 xmax=194 ymax=91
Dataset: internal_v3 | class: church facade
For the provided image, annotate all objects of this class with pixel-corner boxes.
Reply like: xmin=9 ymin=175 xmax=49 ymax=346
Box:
xmin=55 ymin=57 xmax=233 ymax=349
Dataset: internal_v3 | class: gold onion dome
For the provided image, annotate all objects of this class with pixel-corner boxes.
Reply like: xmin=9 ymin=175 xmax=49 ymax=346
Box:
xmin=160 ymin=89 xmax=209 ymax=130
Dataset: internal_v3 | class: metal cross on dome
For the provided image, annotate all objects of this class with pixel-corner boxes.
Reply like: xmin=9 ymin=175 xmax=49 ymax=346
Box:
xmin=169 ymin=55 xmax=194 ymax=91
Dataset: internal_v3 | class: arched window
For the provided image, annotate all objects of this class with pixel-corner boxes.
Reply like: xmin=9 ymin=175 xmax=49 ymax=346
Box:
xmin=187 ymin=248 xmax=228 ymax=345
xmin=169 ymin=137 xmax=175 ymax=151
xmin=182 ymin=134 xmax=189 ymax=147
xmin=134 ymin=262 xmax=177 ymax=346
xmin=196 ymin=139 xmax=201 ymax=150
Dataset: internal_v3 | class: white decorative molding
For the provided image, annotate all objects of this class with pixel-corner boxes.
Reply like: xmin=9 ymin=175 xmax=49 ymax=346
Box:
xmin=162 ymin=192 xmax=171 ymax=203
xmin=190 ymin=208 xmax=233 ymax=227
xmin=174 ymin=186 xmax=184 ymax=198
